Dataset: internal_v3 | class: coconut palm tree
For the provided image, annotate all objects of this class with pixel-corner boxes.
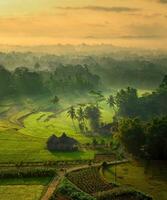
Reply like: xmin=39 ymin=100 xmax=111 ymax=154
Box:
xmin=67 ymin=106 xmax=77 ymax=132
xmin=77 ymin=106 xmax=86 ymax=133
xmin=107 ymin=94 xmax=116 ymax=112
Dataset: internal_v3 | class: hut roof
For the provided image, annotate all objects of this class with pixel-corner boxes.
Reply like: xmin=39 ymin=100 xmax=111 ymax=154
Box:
xmin=47 ymin=133 xmax=78 ymax=145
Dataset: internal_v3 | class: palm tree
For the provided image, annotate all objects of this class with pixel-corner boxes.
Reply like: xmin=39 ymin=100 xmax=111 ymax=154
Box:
xmin=89 ymin=90 xmax=105 ymax=107
xmin=77 ymin=106 xmax=86 ymax=133
xmin=67 ymin=106 xmax=77 ymax=132
xmin=107 ymin=94 xmax=116 ymax=112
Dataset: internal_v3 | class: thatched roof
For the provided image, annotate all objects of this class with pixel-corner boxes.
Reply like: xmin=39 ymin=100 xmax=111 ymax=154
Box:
xmin=47 ymin=133 xmax=78 ymax=151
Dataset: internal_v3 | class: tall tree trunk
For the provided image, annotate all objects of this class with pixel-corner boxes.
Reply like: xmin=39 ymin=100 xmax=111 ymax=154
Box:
xmin=72 ymin=119 xmax=77 ymax=133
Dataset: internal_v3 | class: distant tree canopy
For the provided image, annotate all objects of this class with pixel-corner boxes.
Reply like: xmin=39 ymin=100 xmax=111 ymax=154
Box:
xmin=113 ymin=75 xmax=167 ymax=120
xmin=0 ymin=64 xmax=100 ymax=99
xmin=0 ymin=52 xmax=166 ymax=89
xmin=89 ymin=57 xmax=167 ymax=89
xmin=12 ymin=67 xmax=45 ymax=95
xmin=118 ymin=116 xmax=167 ymax=160
xmin=0 ymin=65 xmax=13 ymax=97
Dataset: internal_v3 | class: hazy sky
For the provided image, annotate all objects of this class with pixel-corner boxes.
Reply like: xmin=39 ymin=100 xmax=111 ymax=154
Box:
xmin=0 ymin=0 xmax=167 ymax=49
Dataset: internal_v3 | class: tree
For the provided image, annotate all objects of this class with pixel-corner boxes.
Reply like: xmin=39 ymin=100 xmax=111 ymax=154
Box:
xmin=51 ymin=95 xmax=59 ymax=104
xmin=85 ymin=105 xmax=101 ymax=132
xmin=107 ymin=94 xmax=116 ymax=118
xmin=145 ymin=117 xmax=167 ymax=160
xmin=107 ymin=95 xmax=115 ymax=108
xmin=34 ymin=62 xmax=41 ymax=71
xmin=0 ymin=65 xmax=13 ymax=98
xmin=13 ymin=67 xmax=45 ymax=95
xmin=77 ymin=106 xmax=86 ymax=133
xmin=159 ymin=75 xmax=167 ymax=89
xmin=115 ymin=87 xmax=138 ymax=117
xmin=119 ymin=118 xmax=145 ymax=156
xmin=89 ymin=90 xmax=105 ymax=107
xmin=92 ymin=138 xmax=98 ymax=146
xmin=67 ymin=106 xmax=77 ymax=132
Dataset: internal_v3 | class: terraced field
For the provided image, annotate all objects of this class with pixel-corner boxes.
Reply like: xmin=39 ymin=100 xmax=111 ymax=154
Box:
xmin=66 ymin=167 xmax=116 ymax=194
xmin=0 ymin=90 xmax=149 ymax=164
xmin=0 ymin=129 xmax=94 ymax=162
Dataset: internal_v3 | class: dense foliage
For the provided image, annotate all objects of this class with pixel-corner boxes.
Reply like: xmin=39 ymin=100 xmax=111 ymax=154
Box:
xmin=96 ymin=187 xmax=152 ymax=200
xmin=114 ymin=75 xmax=167 ymax=119
xmin=0 ymin=51 xmax=166 ymax=89
xmin=0 ymin=168 xmax=56 ymax=178
xmin=0 ymin=64 xmax=99 ymax=99
xmin=119 ymin=116 xmax=167 ymax=159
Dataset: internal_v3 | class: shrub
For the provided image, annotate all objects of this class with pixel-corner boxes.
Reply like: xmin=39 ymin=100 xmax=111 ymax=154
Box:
xmin=96 ymin=187 xmax=153 ymax=200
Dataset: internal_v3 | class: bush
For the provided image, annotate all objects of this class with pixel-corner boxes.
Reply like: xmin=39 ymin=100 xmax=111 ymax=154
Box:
xmin=0 ymin=168 xmax=56 ymax=178
xmin=96 ymin=187 xmax=153 ymax=200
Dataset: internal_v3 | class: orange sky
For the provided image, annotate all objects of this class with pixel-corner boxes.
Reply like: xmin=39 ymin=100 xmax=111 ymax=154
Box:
xmin=0 ymin=0 xmax=167 ymax=49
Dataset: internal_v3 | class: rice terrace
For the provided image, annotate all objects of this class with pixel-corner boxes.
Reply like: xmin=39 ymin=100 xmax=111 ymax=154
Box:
xmin=0 ymin=0 xmax=167 ymax=199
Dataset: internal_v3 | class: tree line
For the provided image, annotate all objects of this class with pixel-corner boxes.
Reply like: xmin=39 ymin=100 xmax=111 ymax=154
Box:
xmin=107 ymin=75 xmax=167 ymax=120
xmin=0 ymin=64 xmax=100 ymax=99
xmin=108 ymin=75 xmax=167 ymax=160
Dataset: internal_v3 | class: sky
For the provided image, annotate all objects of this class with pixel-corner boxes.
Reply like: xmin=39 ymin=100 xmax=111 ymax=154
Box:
xmin=0 ymin=0 xmax=167 ymax=49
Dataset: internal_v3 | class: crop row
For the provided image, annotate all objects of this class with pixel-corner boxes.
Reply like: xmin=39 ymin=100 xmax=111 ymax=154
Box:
xmin=66 ymin=167 xmax=116 ymax=194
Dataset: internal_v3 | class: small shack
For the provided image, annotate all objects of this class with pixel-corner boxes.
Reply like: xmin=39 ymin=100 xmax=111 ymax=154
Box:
xmin=47 ymin=133 xmax=78 ymax=151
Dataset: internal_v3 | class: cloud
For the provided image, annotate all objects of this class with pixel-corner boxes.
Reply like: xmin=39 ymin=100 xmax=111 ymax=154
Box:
xmin=119 ymin=35 xmax=166 ymax=39
xmin=56 ymin=6 xmax=141 ymax=13
xmin=128 ymin=23 xmax=167 ymax=39
xmin=158 ymin=0 xmax=167 ymax=3
xmin=84 ymin=34 xmax=166 ymax=40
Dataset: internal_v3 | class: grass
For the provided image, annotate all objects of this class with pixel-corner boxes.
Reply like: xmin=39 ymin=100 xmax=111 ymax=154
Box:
xmin=0 ymin=88 xmax=151 ymax=163
xmin=0 ymin=129 xmax=94 ymax=162
xmin=0 ymin=95 xmax=99 ymax=162
xmin=20 ymin=111 xmax=92 ymax=144
xmin=2 ymin=88 xmax=157 ymax=163
xmin=103 ymin=161 xmax=167 ymax=200
xmin=0 ymin=176 xmax=51 ymax=200
xmin=0 ymin=185 xmax=44 ymax=200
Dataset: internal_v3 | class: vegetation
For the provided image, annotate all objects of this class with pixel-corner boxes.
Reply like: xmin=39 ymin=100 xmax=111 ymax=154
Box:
xmin=0 ymin=168 xmax=56 ymax=179
xmin=103 ymin=161 xmax=167 ymax=200
xmin=110 ymin=75 xmax=167 ymax=119
xmin=0 ymin=172 xmax=52 ymax=200
xmin=85 ymin=105 xmax=101 ymax=132
xmin=1 ymin=51 xmax=166 ymax=89
xmin=96 ymin=187 xmax=152 ymax=200
xmin=118 ymin=116 xmax=167 ymax=159
xmin=0 ymin=185 xmax=44 ymax=200
xmin=0 ymin=50 xmax=167 ymax=200
xmin=50 ymin=178 xmax=95 ymax=200
xmin=66 ymin=167 xmax=116 ymax=194
xmin=0 ymin=64 xmax=99 ymax=99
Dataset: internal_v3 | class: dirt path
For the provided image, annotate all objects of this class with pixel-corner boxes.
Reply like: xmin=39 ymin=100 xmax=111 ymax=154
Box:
xmin=41 ymin=172 xmax=64 ymax=200
xmin=40 ymin=160 xmax=128 ymax=200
